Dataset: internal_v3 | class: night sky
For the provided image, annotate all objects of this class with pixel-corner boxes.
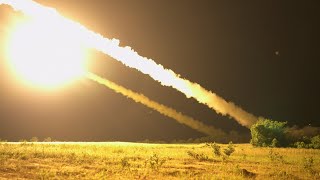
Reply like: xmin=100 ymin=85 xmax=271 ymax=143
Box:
xmin=0 ymin=0 xmax=319 ymax=141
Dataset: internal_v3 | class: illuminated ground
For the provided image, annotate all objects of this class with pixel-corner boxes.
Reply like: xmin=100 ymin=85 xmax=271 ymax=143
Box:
xmin=0 ymin=142 xmax=319 ymax=179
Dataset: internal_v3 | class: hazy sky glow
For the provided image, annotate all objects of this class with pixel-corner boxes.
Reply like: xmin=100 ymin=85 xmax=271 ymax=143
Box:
xmin=0 ymin=0 xmax=319 ymax=141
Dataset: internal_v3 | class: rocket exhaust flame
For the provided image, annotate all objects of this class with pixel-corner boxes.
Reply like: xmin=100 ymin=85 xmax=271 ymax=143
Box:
xmin=1 ymin=0 xmax=258 ymax=128
xmin=87 ymin=72 xmax=225 ymax=136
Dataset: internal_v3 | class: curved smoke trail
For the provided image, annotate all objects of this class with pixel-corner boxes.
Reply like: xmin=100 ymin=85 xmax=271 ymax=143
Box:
xmin=1 ymin=0 xmax=258 ymax=128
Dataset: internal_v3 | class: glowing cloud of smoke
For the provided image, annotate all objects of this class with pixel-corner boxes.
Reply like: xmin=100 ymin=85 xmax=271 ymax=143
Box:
xmin=286 ymin=125 xmax=320 ymax=139
xmin=87 ymin=72 xmax=225 ymax=136
xmin=1 ymin=0 xmax=258 ymax=128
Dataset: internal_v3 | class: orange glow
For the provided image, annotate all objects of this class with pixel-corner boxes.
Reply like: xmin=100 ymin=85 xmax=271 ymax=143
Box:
xmin=6 ymin=18 xmax=87 ymax=88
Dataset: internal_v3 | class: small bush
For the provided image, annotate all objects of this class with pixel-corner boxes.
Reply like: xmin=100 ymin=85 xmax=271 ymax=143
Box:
xmin=294 ymin=141 xmax=307 ymax=149
xmin=206 ymin=142 xmax=221 ymax=157
xmin=187 ymin=151 xmax=209 ymax=161
xmin=310 ymin=135 xmax=320 ymax=149
xmin=145 ymin=153 xmax=165 ymax=171
xmin=293 ymin=135 xmax=320 ymax=149
xmin=223 ymin=141 xmax=235 ymax=157
xmin=206 ymin=142 xmax=235 ymax=161
xmin=271 ymin=138 xmax=279 ymax=147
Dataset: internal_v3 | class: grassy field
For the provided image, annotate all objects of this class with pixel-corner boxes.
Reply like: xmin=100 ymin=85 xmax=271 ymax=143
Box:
xmin=0 ymin=142 xmax=319 ymax=179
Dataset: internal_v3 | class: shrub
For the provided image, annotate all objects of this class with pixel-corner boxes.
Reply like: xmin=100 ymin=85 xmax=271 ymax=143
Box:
xmin=293 ymin=135 xmax=320 ymax=149
xmin=206 ymin=142 xmax=235 ymax=161
xmin=271 ymin=138 xmax=279 ymax=147
xmin=223 ymin=141 xmax=235 ymax=157
xmin=206 ymin=142 xmax=221 ymax=157
xmin=250 ymin=118 xmax=288 ymax=147
xmin=145 ymin=153 xmax=165 ymax=171
xmin=310 ymin=135 xmax=320 ymax=149
xmin=187 ymin=151 xmax=209 ymax=161
xmin=294 ymin=141 xmax=307 ymax=149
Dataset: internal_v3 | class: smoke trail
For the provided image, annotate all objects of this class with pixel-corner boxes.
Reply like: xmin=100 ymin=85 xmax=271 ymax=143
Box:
xmin=1 ymin=0 xmax=258 ymax=128
xmin=86 ymin=72 xmax=225 ymax=136
xmin=286 ymin=125 xmax=320 ymax=139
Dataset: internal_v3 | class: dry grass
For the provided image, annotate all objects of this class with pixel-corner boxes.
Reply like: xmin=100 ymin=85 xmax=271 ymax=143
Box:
xmin=0 ymin=142 xmax=319 ymax=179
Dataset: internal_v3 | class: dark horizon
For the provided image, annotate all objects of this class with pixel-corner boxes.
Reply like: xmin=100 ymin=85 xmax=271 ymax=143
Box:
xmin=1 ymin=0 xmax=319 ymax=141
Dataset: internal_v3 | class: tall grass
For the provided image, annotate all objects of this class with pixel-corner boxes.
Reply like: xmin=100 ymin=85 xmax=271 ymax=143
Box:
xmin=0 ymin=142 xmax=319 ymax=179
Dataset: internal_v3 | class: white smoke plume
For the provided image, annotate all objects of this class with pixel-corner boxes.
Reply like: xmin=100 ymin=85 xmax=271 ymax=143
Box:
xmin=87 ymin=72 xmax=226 ymax=136
xmin=1 ymin=0 xmax=258 ymax=128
